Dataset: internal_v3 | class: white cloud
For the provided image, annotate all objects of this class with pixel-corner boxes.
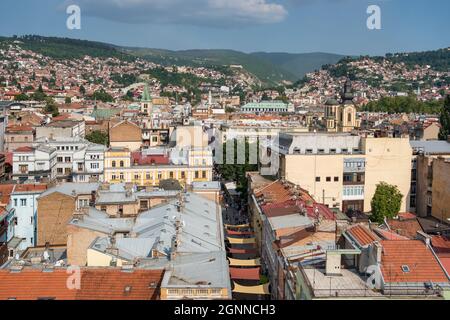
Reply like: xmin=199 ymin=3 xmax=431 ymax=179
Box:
xmin=68 ymin=0 xmax=287 ymax=27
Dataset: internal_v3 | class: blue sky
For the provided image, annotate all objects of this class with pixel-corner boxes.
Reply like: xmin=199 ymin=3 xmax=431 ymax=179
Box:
xmin=0 ymin=0 xmax=449 ymax=55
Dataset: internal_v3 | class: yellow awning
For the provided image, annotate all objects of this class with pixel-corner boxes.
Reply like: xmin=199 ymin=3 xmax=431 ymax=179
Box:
xmin=227 ymin=237 xmax=256 ymax=245
xmin=232 ymin=281 xmax=270 ymax=295
xmin=228 ymin=258 xmax=261 ymax=267
xmin=225 ymin=224 xmax=250 ymax=229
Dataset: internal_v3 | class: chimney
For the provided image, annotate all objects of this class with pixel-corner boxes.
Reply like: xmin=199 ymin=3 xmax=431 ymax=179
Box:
xmin=325 ymin=251 xmax=342 ymax=276
xmin=374 ymin=242 xmax=382 ymax=265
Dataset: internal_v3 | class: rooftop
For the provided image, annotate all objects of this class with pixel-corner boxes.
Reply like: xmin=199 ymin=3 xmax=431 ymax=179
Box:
xmin=380 ymin=240 xmax=449 ymax=284
xmin=0 ymin=268 xmax=164 ymax=300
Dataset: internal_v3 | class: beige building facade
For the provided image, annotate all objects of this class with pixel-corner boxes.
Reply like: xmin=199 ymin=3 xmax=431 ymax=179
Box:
xmin=271 ymin=133 xmax=412 ymax=213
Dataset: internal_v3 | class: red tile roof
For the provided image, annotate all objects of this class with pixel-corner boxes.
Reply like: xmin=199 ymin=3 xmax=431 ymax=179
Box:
xmin=431 ymin=236 xmax=450 ymax=256
xmin=14 ymin=146 xmax=35 ymax=153
xmin=387 ymin=219 xmax=423 ymax=239
xmin=380 ymin=240 xmax=449 ymax=283
xmin=373 ymin=228 xmax=409 ymax=241
xmin=255 ymin=181 xmax=293 ymax=204
xmin=0 ymin=185 xmax=15 ymax=205
xmin=397 ymin=212 xmax=418 ymax=221
xmin=0 ymin=268 xmax=165 ymax=300
xmin=131 ymin=152 xmax=170 ymax=166
xmin=13 ymin=184 xmax=47 ymax=193
xmin=346 ymin=225 xmax=380 ymax=247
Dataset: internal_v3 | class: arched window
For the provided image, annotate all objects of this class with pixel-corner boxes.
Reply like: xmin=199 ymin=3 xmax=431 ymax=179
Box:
xmin=348 ymin=112 xmax=352 ymax=123
xmin=120 ymin=161 xmax=124 ymax=167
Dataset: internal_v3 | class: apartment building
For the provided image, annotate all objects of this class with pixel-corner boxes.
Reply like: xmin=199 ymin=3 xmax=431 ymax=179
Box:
xmin=36 ymin=183 xmax=100 ymax=246
xmin=103 ymin=146 xmax=213 ymax=187
xmin=12 ymin=146 xmax=57 ymax=183
xmin=9 ymin=184 xmax=47 ymax=251
xmin=410 ymin=140 xmax=450 ymax=219
xmin=4 ymin=125 xmax=35 ymax=152
xmin=265 ymin=133 xmax=412 ymax=214
xmin=35 ymin=120 xmax=85 ymax=140
xmin=12 ymin=138 xmax=106 ymax=184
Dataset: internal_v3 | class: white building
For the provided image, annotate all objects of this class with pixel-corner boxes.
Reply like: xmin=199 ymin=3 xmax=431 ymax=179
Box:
xmin=10 ymin=185 xmax=47 ymax=251
xmin=12 ymin=138 xmax=106 ymax=183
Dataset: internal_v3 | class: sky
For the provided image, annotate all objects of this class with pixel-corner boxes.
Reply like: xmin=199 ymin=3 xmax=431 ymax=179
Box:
xmin=0 ymin=0 xmax=449 ymax=56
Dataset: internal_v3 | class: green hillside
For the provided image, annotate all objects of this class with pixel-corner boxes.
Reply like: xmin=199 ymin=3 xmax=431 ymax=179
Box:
xmin=251 ymin=52 xmax=344 ymax=78
xmin=123 ymin=47 xmax=296 ymax=84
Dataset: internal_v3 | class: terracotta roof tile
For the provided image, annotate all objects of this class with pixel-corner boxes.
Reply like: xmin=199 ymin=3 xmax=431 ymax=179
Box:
xmin=0 ymin=268 xmax=164 ymax=300
xmin=346 ymin=224 xmax=380 ymax=247
xmin=387 ymin=219 xmax=423 ymax=239
xmin=380 ymin=240 xmax=449 ymax=283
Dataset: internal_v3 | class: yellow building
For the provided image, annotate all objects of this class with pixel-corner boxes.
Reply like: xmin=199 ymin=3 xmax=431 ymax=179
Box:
xmin=104 ymin=147 xmax=213 ymax=187
xmin=269 ymin=133 xmax=412 ymax=213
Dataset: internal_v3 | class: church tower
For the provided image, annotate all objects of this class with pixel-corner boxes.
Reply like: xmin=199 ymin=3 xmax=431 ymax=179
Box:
xmin=140 ymin=83 xmax=153 ymax=116
xmin=338 ymin=78 xmax=357 ymax=133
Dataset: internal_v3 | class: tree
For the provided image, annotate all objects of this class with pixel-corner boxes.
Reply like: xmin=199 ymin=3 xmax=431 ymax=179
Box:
xmin=79 ymin=85 xmax=86 ymax=96
xmin=90 ymin=89 xmax=114 ymax=103
xmin=439 ymin=95 xmax=450 ymax=140
xmin=216 ymin=139 xmax=259 ymax=201
xmin=31 ymin=86 xmax=47 ymax=101
xmin=86 ymin=130 xmax=109 ymax=146
xmin=44 ymin=97 xmax=59 ymax=117
xmin=370 ymin=182 xmax=403 ymax=224
xmin=65 ymin=96 xmax=72 ymax=104
xmin=14 ymin=93 xmax=29 ymax=101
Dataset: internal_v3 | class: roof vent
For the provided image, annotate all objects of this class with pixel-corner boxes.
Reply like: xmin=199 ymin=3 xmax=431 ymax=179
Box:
xmin=401 ymin=265 xmax=410 ymax=273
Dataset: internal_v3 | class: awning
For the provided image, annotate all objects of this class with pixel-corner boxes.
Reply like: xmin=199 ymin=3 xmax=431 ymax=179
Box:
xmin=232 ymin=281 xmax=270 ymax=295
xmin=227 ymin=237 xmax=256 ymax=245
xmin=228 ymin=258 xmax=261 ymax=267
xmin=227 ymin=229 xmax=254 ymax=236
xmin=227 ymin=247 xmax=258 ymax=255
xmin=229 ymin=267 xmax=260 ymax=281
xmin=225 ymin=223 xmax=250 ymax=229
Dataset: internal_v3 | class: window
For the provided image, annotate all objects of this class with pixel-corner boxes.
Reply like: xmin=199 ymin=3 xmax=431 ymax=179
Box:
xmin=330 ymin=149 xmax=336 ymax=154
xmin=90 ymin=163 xmax=99 ymax=170
xmin=20 ymin=199 xmax=27 ymax=207
xmin=65 ymin=157 xmax=71 ymax=163
xmin=181 ymin=171 xmax=186 ymax=179
xmin=112 ymin=161 xmax=116 ymax=168
xmin=57 ymin=168 xmax=63 ymax=174
xmin=119 ymin=173 xmax=124 ymax=180
xmin=315 ymin=177 xmax=320 ymax=182
xmin=112 ymin=174 xmax=117 ymax=180
xmin=306 ymin=149 xmax=313 ymax=154
xmin=195 ymin=171 xmax=200 ymax=179
xmin=318 ymin=149 xmax=325 ymax=154
xmin=169 ymin=172 xmax=174 ymax=179
xmin=202 ymin=171 xmax=207 ymax=179
xmin=157 ymin=172 xmax=162 ymax=180
xmin=14 ymin=199 xmax=18 ymax=207
xmin=342 ymin=148 xmax=348 ymax=153
xmin=146 ymin=173 xmax=152 ymax=180
xmin=334 ymin=177 xmax=339 ymax=182
xmin=134 ymin=174 xmax=140 ymax=180
xmin=120 ymin=161 xmax=124 ymax=167
xmin=326 ymin=177 xmax=331 ymax=182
